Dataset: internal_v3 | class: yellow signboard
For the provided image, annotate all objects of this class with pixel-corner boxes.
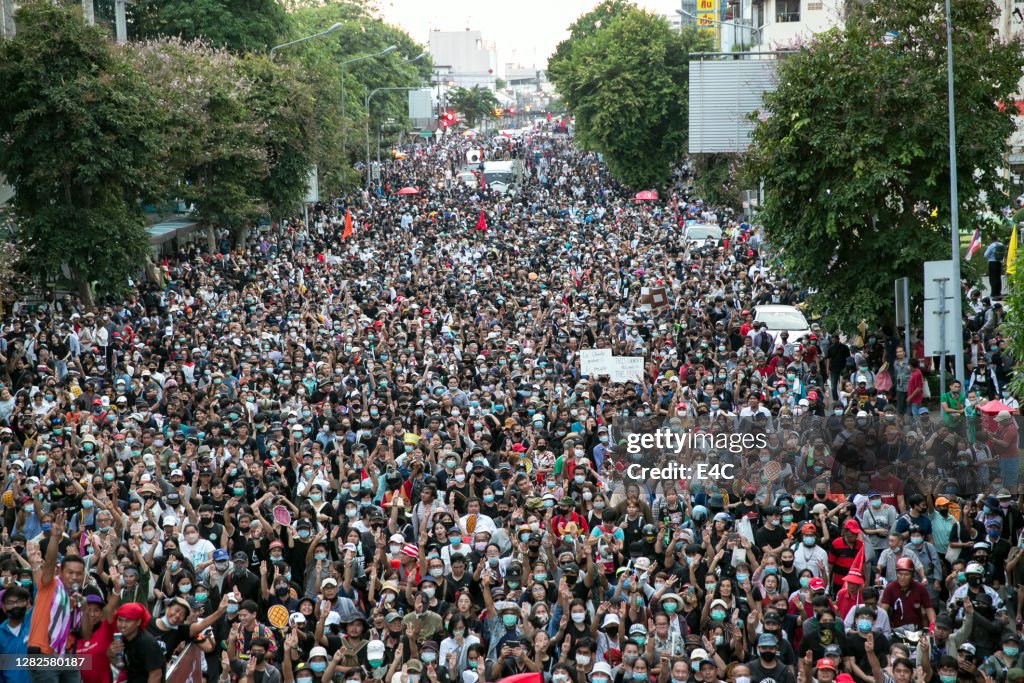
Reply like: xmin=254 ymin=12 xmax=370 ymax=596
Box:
xmin=695 ymin=0 xmax=720 ymax=50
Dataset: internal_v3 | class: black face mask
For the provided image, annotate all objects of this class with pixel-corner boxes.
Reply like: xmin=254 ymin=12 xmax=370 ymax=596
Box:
xmin=760 ymin=651 xmax=777 ymax=662
xmin=5 ymin=606 xmax=26 ymax=620
xmin=275 ymin=586 xmax=289 ymax=598
xmin=967 ymin=575 xmax=983 ymax=587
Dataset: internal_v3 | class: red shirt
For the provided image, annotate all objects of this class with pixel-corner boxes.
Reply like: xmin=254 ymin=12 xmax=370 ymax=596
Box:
xmin=907 ymin=369 xmax=924 ymax=404
xmin=73 ymin=617 xmax=115 ymax=683
xmin=881 ymin=580 xmax=932 ymax=628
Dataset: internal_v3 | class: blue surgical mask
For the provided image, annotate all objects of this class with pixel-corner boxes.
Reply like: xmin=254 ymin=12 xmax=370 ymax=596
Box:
xmin=857 ymin=620 xmax=873 ymax=633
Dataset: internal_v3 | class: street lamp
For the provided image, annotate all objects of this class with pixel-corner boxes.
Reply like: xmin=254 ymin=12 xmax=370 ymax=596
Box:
xmin=339 ymin=45 xmax=398 ymax=159
xmin=269 ymin=22 xmax=343 ymax=61
xmin=943 ymin=0 xmax=965 ymax=383
xmin=676 ymin=8 xmax=763 ymax=46
xmin=365 ymin=86 xmax=424 ymax=190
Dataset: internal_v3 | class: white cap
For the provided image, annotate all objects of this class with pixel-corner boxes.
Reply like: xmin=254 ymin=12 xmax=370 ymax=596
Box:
xmin=601 ymin=614 xmax=620 ymax=628
xmin=592 ymin=663 xmax=613 ymax=678
xmin=309 ymin=646 xmax=329 ymax=660
xmin=367 ymin=640 xmax=386 ymax=659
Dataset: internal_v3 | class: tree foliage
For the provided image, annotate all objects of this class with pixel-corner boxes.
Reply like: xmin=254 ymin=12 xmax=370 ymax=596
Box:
xmin=134 ymin=39 xmax=267 ymax=245
xmin=448 ymin=86 xmax=500 ymax=128
xmin=131 ymin=0 xmax=288 ymax=53
xmin=548 ymin=5 xmax=711 ymax=190
xmin=692 ymin=154 xmax=744 ymax=211
xmin=744 ymin=0 xmax=1024 ymax=332
xmin=284 ymin=2 xmax=431 ymax=192
xmin=0 ymin=0 xmax=157 ymax=305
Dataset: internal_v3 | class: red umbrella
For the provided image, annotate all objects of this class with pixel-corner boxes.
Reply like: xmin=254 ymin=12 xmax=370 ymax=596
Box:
xmin=979 ymin=400 xmax=1015 ymax=415
xmin=396 ymin=187 xmax=419 ymax=195
xmin=632 ymin=190 xmax=658 ymax=201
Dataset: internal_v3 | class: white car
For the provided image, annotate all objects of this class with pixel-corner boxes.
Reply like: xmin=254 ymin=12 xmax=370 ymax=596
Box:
xmin=753 ymin=305 xmax=811 ymax=344
xmin=683 ymin=223 xmax=723 ymax=247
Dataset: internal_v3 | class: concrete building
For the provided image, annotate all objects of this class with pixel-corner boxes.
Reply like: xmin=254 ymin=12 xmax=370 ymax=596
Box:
xmin=739 ymin=0 xmax=847 ymax=49
xmin=427 ymin=29 xmax=498 ymax=90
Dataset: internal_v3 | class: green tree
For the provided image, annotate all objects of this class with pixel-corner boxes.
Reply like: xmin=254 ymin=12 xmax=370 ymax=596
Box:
xmin=281 ymin=2 xmax=431 ymax=193
xmin=548 ymin=6 xmax=710 ymax=189
xmin=135 ymin=39 xmax=267 ymax=249
xmin=131 ymin=0 xmax=288 ymax=53
xmin=239 ymin=53 xmax=321 ymax=222
xmin=692 ymin=154 xmax=744 ymax=211
xmin=744 ymin=0 xmax=1024 ymax=332
xmin=447 ymin=86 xmax=501 ymax=128
xmin=0 ymin=1 xmax=159 ymax=306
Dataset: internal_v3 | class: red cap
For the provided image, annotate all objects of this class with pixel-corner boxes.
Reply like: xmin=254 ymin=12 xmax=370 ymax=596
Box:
xmin=807 ymin=391 xmax=818 ymax=400
xmin=843 ymin=519 xmax=862 ymax=534
xmin=846 ymin=568 xmax=864 ymax=585
xmin=801 ymin=523 xmax=817 ymax=534
xmin=816 ymin=659 xmax=837 ymax=672
xmin=809 ymin=577 xmax=826 ymax=591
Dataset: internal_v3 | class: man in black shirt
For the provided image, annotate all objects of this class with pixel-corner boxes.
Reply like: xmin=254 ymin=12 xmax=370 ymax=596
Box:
xmin=756 ymin=506 xmax=789 ymax=555
xmin=110 ymin=602 xmax=166 ymax=683
xmin=747 ymin=633 xmax=796 ymax=683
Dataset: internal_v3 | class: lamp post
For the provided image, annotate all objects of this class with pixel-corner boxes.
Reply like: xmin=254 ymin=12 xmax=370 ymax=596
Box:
xmin=676 ymin=8 xmax=763 ymax=46
xmin=339 ymin=45 xmax=398 ymax=161
xmin=365 ymin=86 xmax=424 ymax=190
xmin=269 ymin=22 xmax=343 ymax=61
xmin=944 ymin=0 xmax=965 ymax=383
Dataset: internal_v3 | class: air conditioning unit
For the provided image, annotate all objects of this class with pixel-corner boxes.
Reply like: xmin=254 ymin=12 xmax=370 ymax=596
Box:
xmin=466 ymin=148 xmax=484 ymax=164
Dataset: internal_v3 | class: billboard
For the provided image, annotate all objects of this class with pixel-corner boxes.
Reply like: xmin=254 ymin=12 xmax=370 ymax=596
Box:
xmin=688 ymin=58 xmax=779 ymax=154
xmin=695 ymin=0 xmax=720 ymax=50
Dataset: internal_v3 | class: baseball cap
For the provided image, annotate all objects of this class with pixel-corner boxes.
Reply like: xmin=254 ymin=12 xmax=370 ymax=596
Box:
xmin=757 ymin=633 xmax=778 ymax=648
xmin=817 ymin=659 xmax=837 ymax=671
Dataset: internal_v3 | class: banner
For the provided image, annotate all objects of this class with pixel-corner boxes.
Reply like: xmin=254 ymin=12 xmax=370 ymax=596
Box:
xmin=607 ymin=356 xmax=645 ymax=383
xmin=167 ymin=644 xmax=202 ymax=683
xmin=580 ymin=348 xmax=613 ymax=377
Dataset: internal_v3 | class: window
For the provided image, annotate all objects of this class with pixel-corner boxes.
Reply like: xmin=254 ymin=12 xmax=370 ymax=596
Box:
xmin=776 ymin=0 xmax=800 ymax=22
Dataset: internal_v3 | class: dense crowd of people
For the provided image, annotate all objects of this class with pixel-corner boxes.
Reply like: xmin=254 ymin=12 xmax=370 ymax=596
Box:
xmin=0 ymin=123 xmax=1021 ymax=683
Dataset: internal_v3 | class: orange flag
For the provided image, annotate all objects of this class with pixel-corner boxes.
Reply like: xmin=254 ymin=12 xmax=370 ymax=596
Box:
xmin=342 ymin=209 xmax=353 ymax=239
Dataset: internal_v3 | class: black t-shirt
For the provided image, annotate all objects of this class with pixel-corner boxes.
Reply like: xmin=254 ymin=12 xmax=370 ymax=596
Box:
xmin=755 ymin=524 xmax=788 ymax=551
xmin=147 ymin=619 xmax=192 ymax=661
xmin=125 ymin=629 xmax=168 ymax=683
xmin=746 ymin=658 xmax=797 ymax=683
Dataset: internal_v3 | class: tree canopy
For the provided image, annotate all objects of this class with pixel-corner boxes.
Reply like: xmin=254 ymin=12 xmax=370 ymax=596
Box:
xmin=744 ymin=0 xmax=1024 ymax=331
xmin=0 ymin=0 xmax=159 ymax=305
xmin=447 ymin=86 xmax=500 ymax=128
xmin=548 ymin=5 xmax=710 ymax=190
xmin=131 ymin=0 xmax=288 ymax=53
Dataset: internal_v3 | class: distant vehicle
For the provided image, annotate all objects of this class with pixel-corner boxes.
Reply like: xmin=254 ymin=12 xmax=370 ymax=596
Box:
xmin=482 ymin=160 xmax=523 ymax=195
xmin=683 ymin=223 xmax=723 ymax=247
xmin=753 ymin=305 xmax=812 ymax=343
xmin=456 ymin=171 xmax=478 ymax=189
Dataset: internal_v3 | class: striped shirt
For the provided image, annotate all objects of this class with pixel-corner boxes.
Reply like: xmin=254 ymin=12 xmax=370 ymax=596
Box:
xmin=27 ymin=577 xmax=75 ymax=654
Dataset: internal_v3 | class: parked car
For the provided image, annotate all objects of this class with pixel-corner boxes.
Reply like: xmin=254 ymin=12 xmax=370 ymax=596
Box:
xmin=753 ymin=304 xmax=812 ymax=343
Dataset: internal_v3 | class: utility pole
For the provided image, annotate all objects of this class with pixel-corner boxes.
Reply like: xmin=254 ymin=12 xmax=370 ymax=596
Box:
xmin=1 ymin=0 xmax=14 ymax=41
xmin=114 ymin=0 xmax=128 ymax=44
xmin=82 ymin=0 xmax=95 ymax=25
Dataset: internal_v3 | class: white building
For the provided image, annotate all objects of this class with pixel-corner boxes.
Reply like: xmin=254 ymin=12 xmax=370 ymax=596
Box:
xmin=739 ymin=0 xmax=847 ymax=49
xmin=428 ymin=29 xmax=498 ymax=90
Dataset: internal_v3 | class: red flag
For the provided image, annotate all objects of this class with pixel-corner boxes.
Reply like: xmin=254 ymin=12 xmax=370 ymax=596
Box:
xmin=342 ymin=209 xmax=353 ymax=239
xmin=475 ymin=211 xmax=487 ymax=232
xmin=498 ymin=674 xmax=542 ymax=683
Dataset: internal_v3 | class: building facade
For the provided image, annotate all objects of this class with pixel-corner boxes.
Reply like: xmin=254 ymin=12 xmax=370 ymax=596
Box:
xmin=428 ymin=29 xmax=498 ymax=90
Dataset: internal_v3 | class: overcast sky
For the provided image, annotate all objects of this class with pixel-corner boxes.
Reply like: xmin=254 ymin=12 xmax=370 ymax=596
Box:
xmin=372 ymin=0 xmax=684 ymax=69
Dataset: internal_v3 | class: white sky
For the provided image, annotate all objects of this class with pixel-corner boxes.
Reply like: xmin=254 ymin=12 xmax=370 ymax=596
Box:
xmin=372 ymin=0 xmax=684 ymax=69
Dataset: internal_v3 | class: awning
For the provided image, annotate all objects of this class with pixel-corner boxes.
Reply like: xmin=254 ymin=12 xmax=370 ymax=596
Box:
xmin=147 ymin=219 xmax=198 ymax=246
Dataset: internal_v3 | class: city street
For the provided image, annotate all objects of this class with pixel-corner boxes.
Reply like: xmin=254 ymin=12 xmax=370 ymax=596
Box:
xmin=0 ymin=3 xmax=1022 ymax=683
